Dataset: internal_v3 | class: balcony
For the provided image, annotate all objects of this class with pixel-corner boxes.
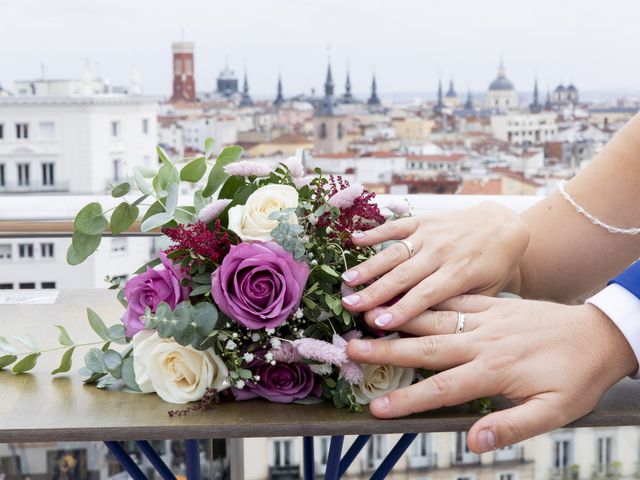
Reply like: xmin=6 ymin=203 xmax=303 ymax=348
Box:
xmin=0 ymin=179 xmax=70 ymax=193
xmin=494 ymin=445 xmax=525 ymax=464
xmin=550 ymin=466 xmax=580 ymax=480
xmin=592 ymin=463 xmax=622 ymax=479
xmin=268 ymin=464 xmax=300 ymax=480
xmin=407 ymin=452 xmax=438 ymax=470
xmin=451 ymin=452 xmax=481 ymax=467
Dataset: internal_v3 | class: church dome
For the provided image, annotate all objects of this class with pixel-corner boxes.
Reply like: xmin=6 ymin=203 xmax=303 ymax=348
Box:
xmin=567 ymin=84 xmax=577 ymax=92
xmin=488 ymin=62 xmax=514 ymax=91
xmin=555 ymin=84 xmax=566 ymax=92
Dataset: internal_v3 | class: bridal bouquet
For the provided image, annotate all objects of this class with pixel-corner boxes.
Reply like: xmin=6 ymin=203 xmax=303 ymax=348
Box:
xmin=1 ymin=140 xmax=489 ymax=413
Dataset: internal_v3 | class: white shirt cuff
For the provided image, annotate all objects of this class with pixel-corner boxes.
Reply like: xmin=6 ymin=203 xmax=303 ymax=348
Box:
xmin=587 ymin=284 xmax=640 ymax=379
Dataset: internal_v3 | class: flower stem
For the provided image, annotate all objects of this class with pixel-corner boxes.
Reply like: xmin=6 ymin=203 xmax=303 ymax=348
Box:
xmin=12 ymin=336 xmax=127 ymax=357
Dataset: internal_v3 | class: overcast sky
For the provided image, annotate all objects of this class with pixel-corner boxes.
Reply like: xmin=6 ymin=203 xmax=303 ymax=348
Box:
xmin=1 ymin=0 xmax=639 ymax=98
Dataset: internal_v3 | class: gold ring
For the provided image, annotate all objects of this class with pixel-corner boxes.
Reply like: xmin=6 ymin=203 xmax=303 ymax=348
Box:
xmin=397 ymin=239 xmax=414 ymax=258
xmin=455 ymin=312 xmax=466 ymax=334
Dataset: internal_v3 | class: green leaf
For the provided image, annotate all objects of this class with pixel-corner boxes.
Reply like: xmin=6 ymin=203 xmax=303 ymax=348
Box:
xmin=74 ymin=202 xmax=108 ymax=235
xmin=319 ymin=265 xmax=340 ymax=278
xmin=103 ymin=349 xmax=123 ymax=378
xmin=134 ymin=257 xmax=162 ymax=274
xmin=0 ymin=336 xmax=17 ymax=354
xmin=202 ymin=146 xmax=243 ymax=197
xmin=14 ymin=335 xmax=38 ymax=351
xmin=96 ymin=374 xmax=118 ymax=389
xmin=71 ymin=230 xmax=101 ymax=259
xmin=51 ymin=347 xmax=75 ymax=375
xmin=153 ymin=163 xmax=179 ymax=198
xmin=121 ymin=357 xmax=141 ymax=392
xmin=190 ymin=284 xmax=212 ymax=297
xmin=107 ymin=324 xmax=128 ymax=344
xmin=111 ymin=182 xmax=131 ymax=198
xmin=85 ymin=348 xmax=106 ymax=373
xmin=133 ymin=167 xmax=154 ymax=195
xmin=325 ymin=377 xmax=337 ymax=388
xmin=54 ymin=325 xmax=74 ymax=347
xmin=12 ymin=353 xmax=40 ymax=373
xmin=238 ymin=369 xmax=253 ymax=379
xmin=82 ymin=371 xmax=107 ymax=384
xmin=204 ymin=137 xmax=216 ymax=160
xmin=192 ymin=302 xmax=218 ymax=335
xmin=165 ymin=183 xmax=179 ymax=217
xmin=157 ymin=145 xmax=172 ymax=166
xmin=141 ymin=212 xmax=173 ymax=232
xmin=155 ymin=302 xmax=173 ymax=321
xmin=110 ymin=202 xmax=139 ymax=235
xmin=0 ymin=355 xmax=17 ymax=369
xmin=193 ymin=190 xmax=207 ymax=214
xmin=180 ymin=156 xmax=207 ymax=182
xmin=87 ymin=308 xmax=110 ymax=341
xmin=191 ymin=273 xmax=212 ymax=284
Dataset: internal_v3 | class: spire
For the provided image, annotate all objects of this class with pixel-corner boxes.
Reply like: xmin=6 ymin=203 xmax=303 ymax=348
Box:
xmin=368 ymin=73 xmax=380 ymax=106
xmin=498 ymin=58 xmax=506 ymax=78
xmin=544 ymin=90 xmax=553 ymax=110
xmin=530 ymin=77 xmax=542 ymax=113
xmin=239 ymin=70 xmax=253 ymax=107
xmin=324 ymin=62 xmax=334 ymax=97
xmin=434 ymin=78 xmax=445 ymax=114
xmin=446 ymin=79 xmax=457 ymax=97
xmin=343 ymin=69 xmax=353 ymax=101
xmin=274 ymin=75 xmax=284 ymax=106
xmin=464 ymin=90 xmax=473 ymax=110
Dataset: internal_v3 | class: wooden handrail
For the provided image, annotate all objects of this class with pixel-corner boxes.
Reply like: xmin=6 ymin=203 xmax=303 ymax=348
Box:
xmin=0 ymin=220 xmax=160 ymax=237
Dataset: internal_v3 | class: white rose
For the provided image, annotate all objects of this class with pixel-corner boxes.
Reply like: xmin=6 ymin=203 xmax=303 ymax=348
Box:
xmin=132 ymin=331 xmax=230 ymax=404
xmin=227 ymin=184 xmax=299 ymax=241
xmin=351 ymin=334 xmax=415 ymax=404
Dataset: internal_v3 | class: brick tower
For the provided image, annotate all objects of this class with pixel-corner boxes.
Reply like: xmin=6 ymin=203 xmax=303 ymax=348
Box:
xmin=170 ymin=41 xmax=196 ymax=102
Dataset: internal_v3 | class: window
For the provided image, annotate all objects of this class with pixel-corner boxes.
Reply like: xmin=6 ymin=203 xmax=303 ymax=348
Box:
xmin=142 ymin=118 xmax=149 ymax=134
xmin=0 ymin=283 xmax=12 ymax=290
xmin=499 ymin=473 xmax=516 ymax=480
xmin=553 ymin=438 xmax=573 ymax=469
xmin=453 ymin=432 xmax=479 ymax=464
xmin=111 ymin=237 xmax=128 ymax=255
xmin=113 ymin=159 xmax=122 ymax=182
xmin=319 ymin=123 xmax=327 ymax=139
xmin=597 ymin=437 xmax=613 ymax=468
xmin=0 ymin=244 xmax=11 ymax=260
xmin=41 ymin=243 xmax=54 ymax=258
xmin=18 ymin=243 xmax=34 ymax=258
xmin=111 ymin=120 xmax=121 ymax=137
xmin=409 ymin=433 xmax=434 ymax=468
xmin=364 ymin=435 xmax=386 ymax=470
xmin=272 ymin=439 xmax=295 ymax=467
xmin=39 ymin=121 xmax=55 ymax=141
xmin=317 ymin=436 xmax=330 ymax=473
xmin=185 ymin=58 xmax=193 ymax=75
xmin=42 ymin=162 xmax=55 ymax=186
xmin=41 ymin=282 xmax=56 ymax=289
xmin=17 ymin=163 xmax=30 ymax=186
xmin=0 ymin=123 xmax=4 ymax=139
xmin=16 ymin=123 xmax=29 ymax=139
xmin=338 ymin=122 xmax=344 ymax=139
xmin=19 ymin=282 xmax=36 ymax=289
xmin=0 ymin=164 xmax=5 ymax=186
xmin=175 ymin=58 xmax=182 ymax=75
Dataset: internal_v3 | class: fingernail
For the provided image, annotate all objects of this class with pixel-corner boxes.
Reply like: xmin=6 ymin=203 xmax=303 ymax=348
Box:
xmin=342 ymin=270 xmax=359 ymax=282
xmin=478 ymin=429 xmax=496 ymax=453
xmin=375 ymin=313 xmax=393 ymax=327
xmin=353 ymin=339 xmax=372 ymax=353
xmin=342 ymin=294 xmax=361 ymax=306
xmin=372 ymin=395 xmax=391 ymax=411
xmin=352 ymin=231 xmax=365 ymax=239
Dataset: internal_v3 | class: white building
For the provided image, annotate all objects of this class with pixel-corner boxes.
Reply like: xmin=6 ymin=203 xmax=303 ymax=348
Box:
xmin=180 ymin=114 xmax=238 ymax=153
xmin=491 ymin=113 xmax=558 ymax=146
xmin=484 ymin=62 xmax=519 ymax=111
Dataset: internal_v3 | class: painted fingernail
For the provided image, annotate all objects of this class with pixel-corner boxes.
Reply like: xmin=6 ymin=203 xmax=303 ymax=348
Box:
xmin=372 ymin=395 xmax=391 ymax=411
xmin=375 ymin=313 xmax=393 ymax=327
xmin=342 ymin=294 xmax=361 ymax=306
xmin=342 ymin=270 xmax=359 ymax=282
xmin=478 ymin=429 xmax=496 ymax=453
xmin=351 ymin=231 xmax=365 ymax=239
xmin=353 ymin=340 xmax=372 ymax=353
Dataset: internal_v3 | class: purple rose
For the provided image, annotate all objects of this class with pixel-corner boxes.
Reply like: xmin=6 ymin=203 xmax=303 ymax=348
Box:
xmin=233 ymin=355 xmax=319 ymax=403
xmin=211 ymin=241 xmax=309 ymax=330
xmin=122 ymin=252 xmax=189 ymax=337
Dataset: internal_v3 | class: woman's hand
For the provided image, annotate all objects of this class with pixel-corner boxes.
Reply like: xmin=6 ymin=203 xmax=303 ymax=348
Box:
xmin=347 ymin=295 xmax=637 ymax=452
xmin=341 ymin=202 xmax=529 ymax=330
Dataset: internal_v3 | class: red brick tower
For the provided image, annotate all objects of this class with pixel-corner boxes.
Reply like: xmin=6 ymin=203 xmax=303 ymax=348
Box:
xmin=170 ymin=41 xmax=196 ymax=102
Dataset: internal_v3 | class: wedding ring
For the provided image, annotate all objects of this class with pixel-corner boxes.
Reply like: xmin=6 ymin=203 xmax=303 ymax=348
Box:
xmin=397 ymin=239 xmax=414 ymax=258
xmin=455 ymin=312 xmax=466 ymax=334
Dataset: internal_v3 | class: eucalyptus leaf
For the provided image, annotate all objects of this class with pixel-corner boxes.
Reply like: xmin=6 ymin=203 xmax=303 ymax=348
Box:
xmin=0 ymin=354 xmax=17 ymax=369
xmin=193 ymin=190 xmax=207 ymax=214
xmin=110 ymin=202 xmax=139 ymax=235
xmin=51 ymin=347 xmax=75 ymax=375
xmin=133 ymin=167 xmax=153 ymax=195
xmin=141 ymin=212 xmax=173 ymax=232
xmin=155 ymin=302 xmax=173 ymax=321
xmin=174 ymin=206 xmax=196 ymax=225
xmin=133 ymin=257 xmax=161 ymax=274
xmin=180 ymin=156 xmax=207 ymax=182
xmin=96 ymin=375 xmax=118 ymax=389
xmin=202 ymin=146 xmax=243 ymax=197
xmin=111 ymin=182 xmax=131 ymax=198
xmin=153 ymin=163 xmax=179 ymax=198
xmin=157 ymin=145 xmax=172 ymax=166
xmin=192 ymin=302 xmax=218 ymax=335
xmin=204 ymin=137 xmax=216 ymax=160
xmin=103 ymin=349 xmax=123 ymax=378
xmin=87 ymin=308 xmax=110 ymax=341
xmin=71 ymin=230 xmax=101 ymax=260
xmin=0 ymin=336 xmax=17 ymax=354
xmin=173 ymin=324 xmax=196 ymax=346
xmin=121 ymin=357 xmax=141 ymax=391
xmin=74 ymin=202 xmax=108 ymax=235
xmin=165 ymin=183 xmax=179 ymax=217
xmin=85 ymin=348 xmax=106 ymax=373
xmin=83 ymin=371 xmax=107 ymax=384
xmin=12 ymin=353 xmax=40 ymax=373
xmin=107 ymin=324 xmax=128 ymax=344
xmin=54 ymin=325 xmax=74 ymax=347
xmin=14 ymin=335 xmax=38 ymax=351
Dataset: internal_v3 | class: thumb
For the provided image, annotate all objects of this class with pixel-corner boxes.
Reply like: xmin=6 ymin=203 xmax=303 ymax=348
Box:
xmin=467 ymin=397 xmax=566 ymax=454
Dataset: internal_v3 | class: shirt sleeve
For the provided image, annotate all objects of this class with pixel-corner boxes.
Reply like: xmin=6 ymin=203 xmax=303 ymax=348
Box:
xmin=587 ymin=283 xmax=640 ymax=379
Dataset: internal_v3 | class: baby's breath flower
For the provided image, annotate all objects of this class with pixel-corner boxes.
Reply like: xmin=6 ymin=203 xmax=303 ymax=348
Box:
xmin=270 ymin=338 xmax=282 ymax=349
xmin=264 ymin=352 xmax=274 ymax=362
xmin=265 ymin=328 xmax=276 ymax=335
xmin=243 ymin=352 xmax=255 ymax=363
xmin=235 ymin=380 xmax=246 ymax=390
xmin=294 ymin=308 xmax=304 ymax=319
xmin=226 ymin=340 xmax=237 ymax=350
xmin=251 ymin=333 xmax=261 ymax=342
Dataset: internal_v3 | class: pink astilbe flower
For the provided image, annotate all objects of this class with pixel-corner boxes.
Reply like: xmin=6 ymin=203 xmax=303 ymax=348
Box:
xmin=292 ymin=337 xmax=348 ymax=365
xmin=293 ymin=175 xmax=312 ymax=189
xmin=270 ymin=341 xmax=303 ymax=363
xmin=224 ymin=161 xmax=272 ymax=177
xmin=283 ymin=156 xmax=304 ymax=178
xmin=327 ymin=183 xmax=364 ymax=209
xmin=331 ymin=334 xmax=364 ymax=384
xmin=197 ymin=199 xmax=232 ymax=224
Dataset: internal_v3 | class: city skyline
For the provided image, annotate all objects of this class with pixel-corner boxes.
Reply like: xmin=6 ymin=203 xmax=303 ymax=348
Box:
xmin=2 ymin=0 xmax=640 ymax=98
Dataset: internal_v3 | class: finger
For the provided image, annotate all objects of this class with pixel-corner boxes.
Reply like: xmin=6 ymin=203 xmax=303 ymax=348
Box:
xmin=342 ymin=251 xmax=438 ymax=313
xmin=434 ymin=295 xmax=496 ymax=314
xmin=363 ymin=268 xmax=472 ymax=329
xmin=347 ymin=334 xmax=476 ymax=370
xmin=467 ymin=396 xmax=569 ymax=454
xmin=350 ymin=217 xmax=417 ymax=247
xmin=369 ymin=363 xmax=495 ymax=418
xmin=395 ymin=310 xmax=480 ymax=337
xmin=341 ymin=237 xmax=423 ymax=286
